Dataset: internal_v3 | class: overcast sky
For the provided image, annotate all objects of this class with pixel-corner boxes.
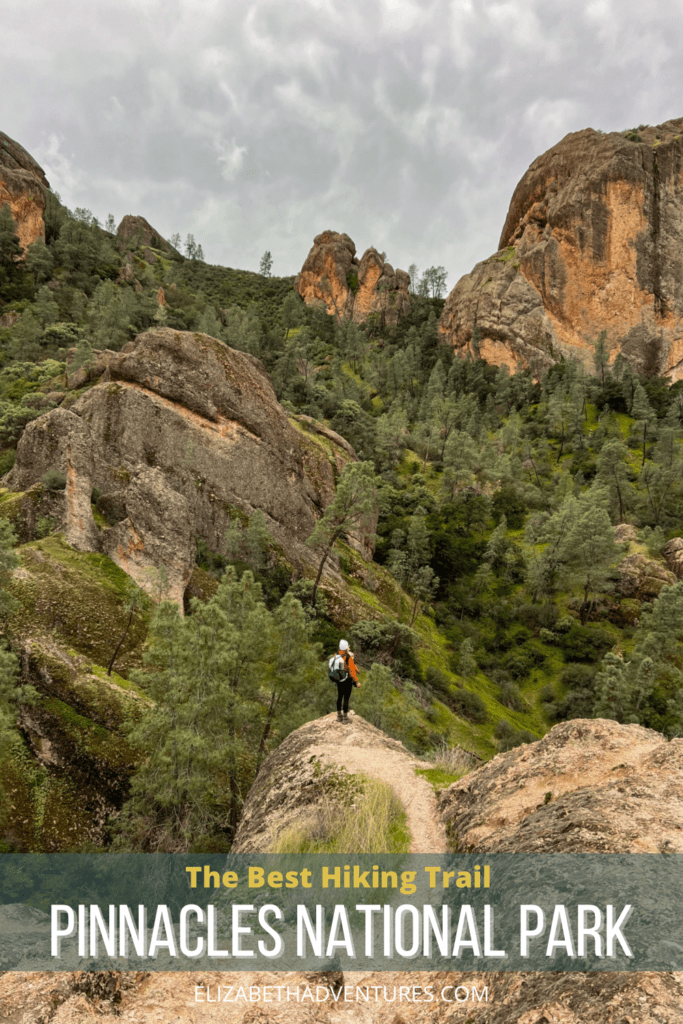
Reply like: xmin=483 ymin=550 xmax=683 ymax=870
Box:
xmin=2 ymin=0 xmax=681 ymax=289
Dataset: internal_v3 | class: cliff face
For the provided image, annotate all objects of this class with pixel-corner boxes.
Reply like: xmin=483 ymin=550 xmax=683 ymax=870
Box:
xmin=440 ymin=117 xmax=683 ymax=379
xmin=0 ymin=130 xmax=49 ymax=250
xmin=2 ymin=329 xmax=365 ymax=604
xmin=295 ymin=230 xmax=410 ymax=327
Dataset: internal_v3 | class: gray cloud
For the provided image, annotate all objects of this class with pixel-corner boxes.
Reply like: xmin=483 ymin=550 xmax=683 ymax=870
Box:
xmin=2 ymin=0 xmax=683 ymax=289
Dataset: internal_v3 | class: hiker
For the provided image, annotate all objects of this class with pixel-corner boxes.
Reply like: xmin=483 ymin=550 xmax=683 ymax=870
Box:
xmin=328 ymin=639 xmax=360 ymax=724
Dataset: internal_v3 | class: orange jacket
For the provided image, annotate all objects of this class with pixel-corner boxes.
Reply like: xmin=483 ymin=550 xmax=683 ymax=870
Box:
xmin=341 ymin=649 xmax=359 ymax=684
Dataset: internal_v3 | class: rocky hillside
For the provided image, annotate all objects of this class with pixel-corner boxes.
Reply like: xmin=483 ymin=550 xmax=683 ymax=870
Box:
xmin=0 ymin=131 xmax=49 ymax=251
xmin=1 ymin=327 xmax=364 ymax=604
xmin=295 ymin=230 xmax=410 ymax=327
xmin=3 ymin=716 xmax=682 ymax=1022
xmin=439 ymin=116 xmax=683 ymax=379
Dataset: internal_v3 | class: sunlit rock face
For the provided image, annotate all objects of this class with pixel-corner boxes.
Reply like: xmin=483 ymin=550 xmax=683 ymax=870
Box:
xmin=295 ymin=229 xmax=410 ymax=328
xmin=0 ymin=129 xmax=49 ymax=250
xmin=440 ymin=118 xmax=683 ymax=381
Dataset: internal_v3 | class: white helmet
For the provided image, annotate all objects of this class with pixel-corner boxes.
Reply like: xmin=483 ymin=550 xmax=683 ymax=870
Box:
xmin=339 ymin=639 xmax=349 ymax=651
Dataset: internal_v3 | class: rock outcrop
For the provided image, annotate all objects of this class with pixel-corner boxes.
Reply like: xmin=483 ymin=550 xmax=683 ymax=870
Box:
xmin=0 ymin=129 xmax=49 ymax=250
xmin=4 ymin=717 xmax=683 ymax=1022
xmin=664 ymin=536 xmax=683 ymax=577
xmin=295 ymin=230 xmax=410 ymax=327
xmin=440 ymin=116 xmax=683 ymax=379
xmin=437 ymin=718 xmax=683 ymax=852
xmin=115 ymin=214 xmax=178 ymax=256
xmin=617 ymin=551 xmax=676 ymax=598
xmin=232 ymin=712 xmax=447 ymax=854
xmin=2 ymin=329 xmax=365 ymax=603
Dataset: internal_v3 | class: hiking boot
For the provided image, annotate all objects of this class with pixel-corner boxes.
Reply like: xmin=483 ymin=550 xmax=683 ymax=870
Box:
xmin=342 ymin=712 xmax=350 ymax=724
xmin=336 ymin=712 xmax=344 ymax=722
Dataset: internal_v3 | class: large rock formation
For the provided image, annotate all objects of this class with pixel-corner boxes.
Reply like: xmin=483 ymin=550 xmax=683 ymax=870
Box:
xmin=116 ymin=214 xmax=178 ymax=256
xmin=1 ymin=329 xmax=365 ymax=603
xmin=440 ymin=116 xmax=683 ymax=379
xmin=295 ymin=230 xmax=410 ymax=327
xmin=0 ymin=130 xmax=49 ymax=250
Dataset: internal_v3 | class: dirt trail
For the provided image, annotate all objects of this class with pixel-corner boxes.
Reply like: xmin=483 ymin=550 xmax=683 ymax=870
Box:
xmin=307 ymin=711 xmax=448 ymax=853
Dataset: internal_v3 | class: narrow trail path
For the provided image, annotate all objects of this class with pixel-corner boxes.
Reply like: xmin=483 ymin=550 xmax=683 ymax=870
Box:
xmin=308 ymin=711 xmax=448 ymax=853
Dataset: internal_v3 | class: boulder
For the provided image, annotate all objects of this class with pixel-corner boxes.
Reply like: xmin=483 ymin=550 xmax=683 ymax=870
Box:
xmin=116 ymin=214 xmax=178 ymax=256
xmin=3 ymin=329 xmax=367 ymax=602
xmin=437 ymin=718 xmax=683 ymax=853
xmin=663 ymin=536 xmax=683 ymax=578
xmin=613 ymin=522 xmax=638 ymax=544
xmin=295 ymin=230 xmax=410 ymax=327
xmin=617 ymin=552 xmax=676 ymax=599
xmin=439 ymin=116 xmax=683 ymax=379
xmin=0 ymin=129 xmax=49 ymax=250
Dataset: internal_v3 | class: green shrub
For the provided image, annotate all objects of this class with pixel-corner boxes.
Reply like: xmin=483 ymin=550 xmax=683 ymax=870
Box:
xmin=451 ymin=688 xmax=487 ymax=724
xmin=0 ymin=449 xmax=15 ymax=476
xmin=502 ymin=641 xmax=545 ymax=679
xmin=494 ymin=720 xmax=536 ymax=751
xmin=497 ymin=680 xmax=526 ymax=711
xmin=557 ymin=624 xmax=613 ymax=663
xmin=41 ymin=469 xmax=66 ymax=491
xmin=424 ymin=667 xmax=451 ymax=697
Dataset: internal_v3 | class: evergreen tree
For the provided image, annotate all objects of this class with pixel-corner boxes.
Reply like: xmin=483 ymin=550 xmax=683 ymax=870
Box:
xmin=0 ymin=204 xmax=22 ymax=266
xmin=458 ymin=638 xmax=477 ymax=678
xmin=259 ymin=251 xmax=273 ymax=277
xmin=563 ymin=495 xmax=618 ymax=623
xmin=24 ymin=237 xmax=54 ymax=284
xmin=117 ymin=571 xmax=325 ymax=850
xmin=596 ymin=438 xmax=632 ymax=523
xmin=592 ymin=330 xmax=610 ymax=385
xmin=630 ymin=382 xmax=657 ymax=467
xmin=306 ymin=462 xmax=378 ymax=606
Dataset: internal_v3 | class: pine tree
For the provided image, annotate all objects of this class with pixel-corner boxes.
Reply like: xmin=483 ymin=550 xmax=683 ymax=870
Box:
xmin=458 ymin=638 xmax=477 ymax=678
xmin=259 ymin=251 xmax=273 ymax=277
xmin=630 ymin=382 xmax=657 ymax=467
xmin=0 ymin=204 xmax=22 ymax=267
xmin=596 ymin=439 xmax=632 ymax=523
xmin=306 ymin=462 xmax=378 ymax=606
xmin=24 ymin=238 xmax=54 ymax=284
xmin=387 ymin=508 xmax=439 ymax=625
xmin=116 ymin=571 xmax=325 ymax=850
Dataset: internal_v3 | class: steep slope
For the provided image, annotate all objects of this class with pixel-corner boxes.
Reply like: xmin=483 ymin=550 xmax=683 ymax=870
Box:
xmin=439 ymin=116 xmax=683 ymax=379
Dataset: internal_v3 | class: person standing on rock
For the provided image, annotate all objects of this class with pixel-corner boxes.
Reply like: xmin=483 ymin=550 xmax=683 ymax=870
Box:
xmin=331 ymin=639 xmax=359 ymax=724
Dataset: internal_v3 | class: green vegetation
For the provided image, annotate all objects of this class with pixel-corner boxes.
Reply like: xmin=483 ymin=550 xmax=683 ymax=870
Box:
xmin=273 ymin=772 xmax=410 ymax=854
xmin=4 ymin=191 xmax=683 ymax=853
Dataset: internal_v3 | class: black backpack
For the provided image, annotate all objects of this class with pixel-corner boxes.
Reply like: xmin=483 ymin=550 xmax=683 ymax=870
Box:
xmin=328 ymin=653 xmax=349 ymax=683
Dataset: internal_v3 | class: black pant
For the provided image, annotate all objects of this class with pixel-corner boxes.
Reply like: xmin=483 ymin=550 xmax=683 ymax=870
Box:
xmin=336 ymin=679 xmax=354 ymax=713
